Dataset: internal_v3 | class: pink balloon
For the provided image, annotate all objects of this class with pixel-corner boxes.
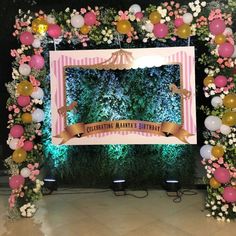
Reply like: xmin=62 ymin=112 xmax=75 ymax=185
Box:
xmin=84 ymin=12 xmax=96 ymax=26
xmin=47 ymin=24 xmax=62 ymax=38
xmin=29 ymin=54 xmax=45 ymax=70
xmin=9 ymin=175 xmax=25 ymax=189
xmin=20 ymin=31 xmax=34 ymax=45
xmin=10 ymin=125 xmax=24 ymax=138
xmin=209 ymin=19 xmax=226 ymax=35
xmin=214 ymin=167 xmax=231 ymax=184
xmin=153 ymin=23 xmax=168 ymax=38
xmin=218 ymin=42 xmax=234 ymax=58
xmin=17 ymin=95 xmax=31 ymax=107
xmin=135 ymin=12 xmax=144 ymax=20
xmin=223 ymin=187 xmax=236 ymax=203
xmin=214 ymin=75 xmax=228 ymax=87
xmin=23 ymin=140 xmax=34 ymax=151
xmin=174 ymin=18 xmax=184 ymax=27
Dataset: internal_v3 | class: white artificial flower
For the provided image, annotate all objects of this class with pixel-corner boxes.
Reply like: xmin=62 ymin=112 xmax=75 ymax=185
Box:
xmin=212 ymin=205 xmax=217 ymax=210
xmin=165 ymin=16 xmax=171 ymax=22
xmin=195 ymin=0 xmax=200 ymax=4
xmin=233 ymin=206 xmax=236 ymax=212
xmin=206 ymin=214 xmax=211 ymax=217
xmin=157 ymin=7 xmax=167 ymax=18
xmin=218 ymin=212 xmax=223 ymax=216
xmin=226 ymin=219 xmax=230 ymax=223
xmin=210 ymin=91 xmax=215 ymax=96
xmin=193 ymin=12 xmax=198 ymax=17
xmin=143 ymin=38 xmax=148 ymax=43
xmin=21 ymin=212 xmax=26 ymax=217
xmin=201 ymin=2 xmax=207 ymax=7
xmin=189 ymin=2 xmax=194 ymax=8
xmin=207 ymin=173 xmax=211 ymax=178
xmin=212 ymin=212 xmax=215 ymax=215
xmin=129 ymin=15 xmax=136 ymax=21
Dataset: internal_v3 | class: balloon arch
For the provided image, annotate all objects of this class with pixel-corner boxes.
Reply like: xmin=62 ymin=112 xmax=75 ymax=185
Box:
xmin=5 ymin=1 xmax=236 ymax=220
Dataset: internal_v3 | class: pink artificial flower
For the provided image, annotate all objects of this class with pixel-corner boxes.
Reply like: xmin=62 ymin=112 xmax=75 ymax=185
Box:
xmin=9 ymin=193 xmax=16 ymax=208
xmin=14 ymin=108 xmax=20 ymax=114
xmin=175 ymin=3 xmax=180 ymax=8
xmin=118 ymin=10 xmax=129 ymax=20
xmin=17 ymin=136 xmax=25 ymax=148
xmin=10 ymin=49 xmax=20 ymax=57
xmin=218 ymin=157 xmax=224 ymax=164
xmin=227 ymin=37 xmax=234 ymax=45
xmin=163 ymin=2 xmax=168 ymax=7
xmin=19 ymin=55 xmax=31 ymax=65
xmin=213 ymin=163 xmax=220 ymax=168
xmin=217 ymin=58 xmax=224 ymax=65
xmin=29 ymin=75 xmax=40 ymax=88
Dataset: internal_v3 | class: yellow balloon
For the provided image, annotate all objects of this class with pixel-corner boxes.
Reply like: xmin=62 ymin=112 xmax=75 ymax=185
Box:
xmin=214 ymin=34 xmax=226 ymax=45
xmin=210 ymin=177 xmax=221 ymax=189
xmin=176 ymin=24 xmax=191 ymax=39
xmin=116 ymin=20 xmax=131 ymax=34
xmin=211 ymin=145 xmax=224 ymax=158
xmin=222 ymin=111 xmax=236 ymax=126
xmin=149 ymin=11 xmax=161 ymax=24
xmin=17 ymin=80 xmax=34 ymax=96
xmin=203 ymin=76 xmax=214 ymax=87
xmin=80 ymin=25 xmax=90 ymax=35
xmin=32 ymin=18 xmax=48 ymax=34
xmin=12 ymin=148 xmax=27 ymax=163
xmin=21 ymin=113 xmax=32 ymax=123
xmin=223 ymin=93 xmax=236 ymax=109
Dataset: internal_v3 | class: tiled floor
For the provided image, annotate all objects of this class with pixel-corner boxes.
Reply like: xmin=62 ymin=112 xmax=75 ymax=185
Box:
xmin=0 ymin=189 xmax=235 ymax=236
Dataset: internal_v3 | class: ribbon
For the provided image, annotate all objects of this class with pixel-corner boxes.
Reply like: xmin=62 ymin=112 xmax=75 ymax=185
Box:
xmin=161 ymin=122 xmax=193 ymax=143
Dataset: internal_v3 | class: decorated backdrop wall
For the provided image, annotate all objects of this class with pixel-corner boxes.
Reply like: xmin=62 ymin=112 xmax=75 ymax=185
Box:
xmin=3 ymin=0 xmax=236 ymax=221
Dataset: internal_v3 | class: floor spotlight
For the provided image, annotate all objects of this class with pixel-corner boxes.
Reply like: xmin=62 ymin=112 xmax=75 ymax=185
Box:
xmin=42 ymin=177 xmax=57 ymax=195
xmin=164 ymin=180 xmax=181 ymax=193
xmin=112 ymin=179 xmax=126 ymax=196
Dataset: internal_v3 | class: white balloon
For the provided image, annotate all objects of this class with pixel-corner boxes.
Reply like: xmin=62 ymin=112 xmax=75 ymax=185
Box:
xmin=204 ymin=115 xmax=222 ymax=131
xmin=183 ymin=13 xmax=193 ymax=24
xmin=223 ymin=27 xmax=233 ymax=36
xmin=19 ymin=64 xmax=31 ymax=76
xmin=32 ymin=108 xmax=45 ymax=122
xmin=144 ymin=22 xmax=154 ymax=32
xmin=129 ymin=4 xmax=141 ymax=14
xmin=211 ymin=96 xmax=223 ymax=108
xmin=220 ymin=124 xmax=231 ymax=135
xmin=200 ymin=145 xmax=212 ymax=159
xmin=71 ymin=15 xmax=84 ymax=28
xmin=47 ymin=14 xmax=56 ymax=24
xmin=9 ymin=138 xmax=19 ymax=150
xmin=32 ymin=38 xmax=41 ymax=48
xmin=31 ymin=87 xmax=44 ymax=99
xmin=20 ymin=167 xmax=31 ymax=178
xmin=231 ymin=45 xmax=236 ymax=58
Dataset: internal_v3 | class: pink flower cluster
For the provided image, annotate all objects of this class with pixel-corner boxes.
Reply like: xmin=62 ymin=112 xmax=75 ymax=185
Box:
xmin=27 ymin=163 xmax=40 ymax=181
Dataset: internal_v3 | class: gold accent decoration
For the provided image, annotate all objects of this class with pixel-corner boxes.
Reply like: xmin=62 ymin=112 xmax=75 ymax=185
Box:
xmin=161 ymin=122 xmax=193 ymax=143
xmin=169 ymin=83 xmax=191 ymax=99
xmin=58 ymin=101 xmax=77 ymax=117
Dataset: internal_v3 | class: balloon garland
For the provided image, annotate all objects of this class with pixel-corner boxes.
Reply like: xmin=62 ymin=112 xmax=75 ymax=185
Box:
xmin=5 ymin=1 xmax=236 ymax=220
